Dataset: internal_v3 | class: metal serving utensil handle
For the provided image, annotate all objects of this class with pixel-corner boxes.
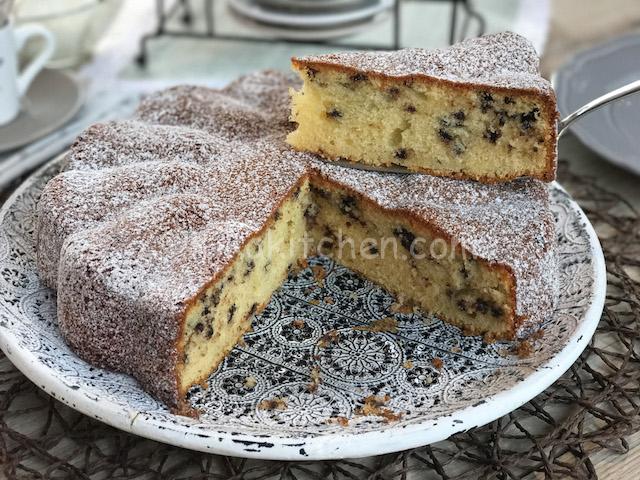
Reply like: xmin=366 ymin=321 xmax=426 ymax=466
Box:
xmin=558 ymin=79 xmax=640 ymax=138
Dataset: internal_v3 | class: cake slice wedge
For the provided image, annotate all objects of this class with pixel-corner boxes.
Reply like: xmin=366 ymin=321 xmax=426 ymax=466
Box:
xmin=287 ymin=32 xmax=558 ymax=183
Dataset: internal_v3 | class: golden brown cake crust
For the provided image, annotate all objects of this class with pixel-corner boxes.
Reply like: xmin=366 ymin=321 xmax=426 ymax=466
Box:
xmin=36 ymin=70 xmax=557 ymax=413
xmin=291 ymin=32 xmax=558 ymax=183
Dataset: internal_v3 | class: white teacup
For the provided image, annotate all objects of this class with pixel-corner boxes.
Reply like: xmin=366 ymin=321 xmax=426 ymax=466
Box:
xmin=0 ymin=20 xmax=55 ymax=126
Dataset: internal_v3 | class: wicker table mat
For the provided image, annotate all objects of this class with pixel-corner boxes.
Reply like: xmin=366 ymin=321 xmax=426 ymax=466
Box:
xmin=0 ymin=158 xmax=638 ymax=480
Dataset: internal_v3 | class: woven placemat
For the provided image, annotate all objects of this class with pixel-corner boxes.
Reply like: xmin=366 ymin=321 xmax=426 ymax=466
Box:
xmin=1 ymin=159 xmax=638 ymax=479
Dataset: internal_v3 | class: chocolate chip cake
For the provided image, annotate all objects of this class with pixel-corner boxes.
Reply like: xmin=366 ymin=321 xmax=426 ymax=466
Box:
xmin=36 ymin=70 xmax=557 ymax=414
xmin=288 ymin=32 xmax=558 ymax=183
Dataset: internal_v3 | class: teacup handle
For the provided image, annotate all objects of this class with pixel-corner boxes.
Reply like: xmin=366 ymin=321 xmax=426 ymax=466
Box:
xmin=13 ymin=24 xmax=56 ymax=97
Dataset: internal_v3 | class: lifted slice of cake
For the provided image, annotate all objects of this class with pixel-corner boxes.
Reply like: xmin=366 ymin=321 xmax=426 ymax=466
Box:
xmin=288 ymin=32 xmax=558 ymax=183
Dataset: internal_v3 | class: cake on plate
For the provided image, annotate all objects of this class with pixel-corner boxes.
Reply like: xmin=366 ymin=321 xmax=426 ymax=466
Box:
xmin=36 ymin=70 xmax=557 ymax=415
xmin=287 ymin=32 xmax=558 ymax=183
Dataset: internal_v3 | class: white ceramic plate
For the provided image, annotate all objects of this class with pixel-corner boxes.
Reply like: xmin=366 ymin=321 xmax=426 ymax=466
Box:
xmin=0 ymin=155 xmax=605 ymax=460
xmin=228 ymin=0 xmax=393 ymax=28
xmin=554 ymin=34 xmax=640 ymax=176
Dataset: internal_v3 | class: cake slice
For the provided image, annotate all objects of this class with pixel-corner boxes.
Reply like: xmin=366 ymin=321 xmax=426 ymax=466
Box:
xmin=287 ymin=32 xmax=558 ymax=183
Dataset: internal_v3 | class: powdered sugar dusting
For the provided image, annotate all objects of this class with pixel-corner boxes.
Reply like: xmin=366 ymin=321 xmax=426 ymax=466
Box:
xmin=36 ymin=67 xmax=557 ymax=411
xmin=294 ymin=32 xmax=553 ymax=94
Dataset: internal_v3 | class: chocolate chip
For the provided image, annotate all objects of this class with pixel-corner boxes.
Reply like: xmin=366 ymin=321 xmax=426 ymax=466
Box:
xmin=227 ymin=304 xmax=237 ymax=323
xmin=322 ymin=240 xmax=335 ymax=251
xmin=324 ymin=226 xmax=336 ymax=240
xmin=326 ymin=109 xmax=342 ymax=119
xmin=474 ymin=299 xmax=489 ymax=314
xmin=387 ymin=87 xmax=400 ymax=99
xmin=366 ymin=242 xmax=379 ymax=255
xmin=504 ymin=96 xmax=515 ymax=104
xmin=483 ymin=128 xmax=502 ymax=144
xmin=438 ymin=128 xmax=453 ymax=143
xmin=460 ymin=266 xmax=469 ymax=279
xmin=393 ymin=227 xmax=416 ymax=252
xmin=457 ymin=299 xmax=467 ymax=312
xmin=304 ymin=203 xmax=319 ymax=222
xmin=491 ymin=306 xmax=503 ymax=318
xmin=211 ymin=289 xmax=221 ymax=307
xmin=520 ymin=108 xmax=539 ymax=131
xmin=194 ymin=322 xmax=204 ymax=334
xmin=340 ymin=196 xmax=357 ymax=216
xmin=244 ymin=260 xmax=255 ymax=277
xmin=306 ymin=67 xmax=318 ymax=79
xmin=310 ymin=185 xmax=330 ymax=199
xmin=202 ymin=305 xmax=211 ymax=316
xmin=452 ymin=110 xmax=466 ymax=125
xmin=205 ymin=325 xmax=214 ymax=338
xmin=452 ymin=139 xmax=466 ymax=155
xmin=479 ymin=91 xmax=494 ymax=112
xmin=273 ymin=210 xmax=281 ymax=221
xmin=350 ymin=72 xmax=367 ymax=82
xmin=394 ymin=148 xmax=408 ymax=160
xmin=497 ymin=110 xmax=507 ymax=127
xmin=405 ymin=104 xmax=416 ymax=113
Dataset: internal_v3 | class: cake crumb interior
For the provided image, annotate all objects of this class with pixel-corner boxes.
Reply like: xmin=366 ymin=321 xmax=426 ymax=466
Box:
xmin=287 ymin=67 xmax=554 ymax=181
xmin=178 ymin=176 xmax=515 ymax=393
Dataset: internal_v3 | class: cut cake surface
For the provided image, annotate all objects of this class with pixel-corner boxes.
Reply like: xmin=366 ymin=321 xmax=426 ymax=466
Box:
xmin=288 ymin=32 xmax=558 ymax=183
xmin=36 ymin=70 xmax=557 ymax=414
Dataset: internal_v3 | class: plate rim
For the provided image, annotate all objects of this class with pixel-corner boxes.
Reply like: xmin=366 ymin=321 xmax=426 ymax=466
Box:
xmin=0 ymin=155 xmax=607 ymax=460
xmin=554 ymin=32 xmax=640 ymax=176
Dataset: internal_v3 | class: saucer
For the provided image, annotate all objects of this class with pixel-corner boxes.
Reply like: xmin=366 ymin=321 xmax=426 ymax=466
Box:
xmin=0 ymin=69 xmax=84 ymax=153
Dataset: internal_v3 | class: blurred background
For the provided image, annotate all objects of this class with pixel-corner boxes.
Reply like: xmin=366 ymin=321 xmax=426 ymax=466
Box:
xmin=1 ymin=0 xmax=639 ymax=194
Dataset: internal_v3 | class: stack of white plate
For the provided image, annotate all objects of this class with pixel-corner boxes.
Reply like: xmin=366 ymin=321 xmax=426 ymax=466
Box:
xmin=228 ymin=0 xmax=394 ymax=41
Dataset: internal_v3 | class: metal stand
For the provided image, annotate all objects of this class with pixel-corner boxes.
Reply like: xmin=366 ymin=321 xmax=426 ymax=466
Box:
xmin=136 ymin=0 xmax=486 ymax=66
